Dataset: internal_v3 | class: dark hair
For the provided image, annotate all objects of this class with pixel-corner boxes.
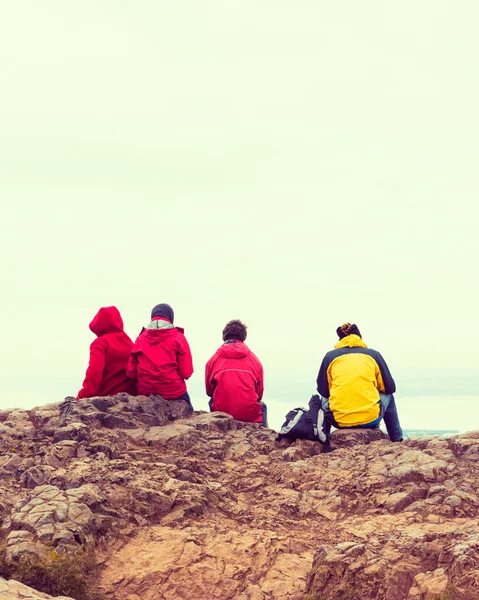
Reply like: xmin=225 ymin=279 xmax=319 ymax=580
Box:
xmin=222 ymin=319 xmax=247 ymax=342
xmin=336 ymin=323 xmax=362 ymax=339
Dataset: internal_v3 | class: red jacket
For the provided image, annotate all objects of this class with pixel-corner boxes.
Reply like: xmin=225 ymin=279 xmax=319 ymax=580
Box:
xmin=205 ymin=341 xmax=264 ymax=423
xmin=77 ymin=306 xmax=136 ymax=399
xmin=127 ymin=322 xmax=193 ymax=399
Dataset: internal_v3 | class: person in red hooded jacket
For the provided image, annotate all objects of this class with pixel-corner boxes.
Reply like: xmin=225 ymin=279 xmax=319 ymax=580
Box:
xmin=205 ymin=320 xmax=266 ymax=425
xmin=126 ymin=303 xmax=194 ymax=409
xmin=77 ymin=306 xmax=136 ymax=399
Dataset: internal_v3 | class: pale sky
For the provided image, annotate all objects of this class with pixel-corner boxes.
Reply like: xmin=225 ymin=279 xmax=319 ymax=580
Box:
xmin=1 ymin=2 xmax=478 ymax=432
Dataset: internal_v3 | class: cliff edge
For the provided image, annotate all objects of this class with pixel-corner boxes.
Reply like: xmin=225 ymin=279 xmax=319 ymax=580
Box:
xmin=0 ymin=395 xmax=478 ymax=600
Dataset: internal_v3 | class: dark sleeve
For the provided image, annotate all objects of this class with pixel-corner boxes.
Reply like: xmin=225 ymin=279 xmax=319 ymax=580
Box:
xmin=375 ymin=352 xmax=396 ymax=394
xmin=316 ymin=354 xmax=331 ymax=398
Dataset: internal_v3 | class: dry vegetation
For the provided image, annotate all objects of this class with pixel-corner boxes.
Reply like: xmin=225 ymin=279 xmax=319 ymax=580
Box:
xmin=0 ymin=543 xmax=106 ymax=600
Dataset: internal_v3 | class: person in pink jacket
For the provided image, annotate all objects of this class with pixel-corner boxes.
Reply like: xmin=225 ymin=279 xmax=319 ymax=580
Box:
xmin=205 ymin=320 xmax=267 ymax=425
xmin=127 ymin=303 xmax=194 ymax=410
xmin=77 ymin=306 xmax=136 ymax=399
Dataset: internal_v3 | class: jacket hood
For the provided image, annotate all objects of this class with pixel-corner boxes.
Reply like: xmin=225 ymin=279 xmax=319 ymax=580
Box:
xmin=89 ymin=306 xmax=124 ymax=337
xmin=140 ymin=326 xmax=184 ymax=345
xmin=147 ymin=318 xmax=175 ymax=330
xmin=217 ymin=341 xmax=251 ymax=358
xmin=334 ymin=334 xmax=367 ymax=349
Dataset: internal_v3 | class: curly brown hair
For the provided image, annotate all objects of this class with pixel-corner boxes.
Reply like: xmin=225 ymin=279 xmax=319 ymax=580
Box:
xmin=222 ymin=319 xmax=247 ymax=342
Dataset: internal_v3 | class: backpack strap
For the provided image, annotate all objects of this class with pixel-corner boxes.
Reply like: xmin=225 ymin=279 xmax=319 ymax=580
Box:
xmin=312 ymin=407 xmax=327 ymax=443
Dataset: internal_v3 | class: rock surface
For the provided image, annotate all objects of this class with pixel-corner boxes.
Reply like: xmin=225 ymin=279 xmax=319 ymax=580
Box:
xmin=0 ymin=394 xmax=478 ymax=599
xmin=0 ymin=577 xmax=73 ymax=599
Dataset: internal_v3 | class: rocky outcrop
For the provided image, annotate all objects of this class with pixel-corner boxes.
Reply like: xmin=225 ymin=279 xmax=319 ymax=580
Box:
xmin=4 ymin=483 xmax=102 ymax=561
xmin=0 ymin=395 xmax=478 ymax=599
xmin=0 ymin=577 xmax=73 ymax=599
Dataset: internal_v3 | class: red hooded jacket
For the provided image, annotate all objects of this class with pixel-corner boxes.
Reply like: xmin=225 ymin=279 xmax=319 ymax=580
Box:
xmin=205 ymin=341 xmax=264 ymax=423
xmin=77 ymin=307 xmax=136 ymax=399
xmin=127 ymin=321 xmax=193 ymax=399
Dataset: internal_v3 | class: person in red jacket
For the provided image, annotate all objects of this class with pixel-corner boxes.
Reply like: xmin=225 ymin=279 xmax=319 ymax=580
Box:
xmin=77 ymin=306 xmax=136 ymax=399
xmin=205 ymin=320 xmax=266 ymax=425
xmin=127 ymin=303 xmax=194 ymax=409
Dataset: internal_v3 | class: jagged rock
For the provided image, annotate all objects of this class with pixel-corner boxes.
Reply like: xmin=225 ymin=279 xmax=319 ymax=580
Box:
xmin=65 ymin=483 xmax=106 ymax=509
xmin=20 ymin=465 xmax=56 ymax=489
xmin=0 ymin=577 xmax=74 ymax=599
xmin=280 ymin=440 xmax=324 ymax=462
xmin=0 ymin=410 xmax=35 ymax=440
xmin=4 ymin=484 xmax=97 ymax=560
xmin=4 ymin=530 xmax=39 ymax=561
xmin=1 ymin=395 xmax=479 ymax=599
xmin=53 ymin=423 xmax=89 ymax=443
xmin=408 ymin=569 xmax=449 ymax=599
xmin=98 ymin=412 xmax=137 ymax=429
xmin=381 ymin=485 xmax=429 ymax=513
xmin=330 ymin=426 xmax=387 ymax=448
xmin=124 ymin=411 xmax=238 ymax=448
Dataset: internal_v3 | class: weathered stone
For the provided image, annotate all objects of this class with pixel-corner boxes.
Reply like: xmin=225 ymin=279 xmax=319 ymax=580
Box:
xmin=36 ymin=523 xmax=55 ymax=542
xmin=0 ymin=577 xmax=74 ymax=599
xmin=330 ymin=427 xmax=387 ymax=448
xmin=445 ymin=495 xmax=462 ymax=507
xmin=53 ymin=423 xmax=88 ymax=443
xmin=383 ymin=486 xmax=428 ymax=513
xmin=408 ymin=568 xmax=449 ymax=599
xmin=49 ymin=440 xmax=78 ymax=464
xmin=92 ymin=396 xmax=119 ymax=412
xmin=4 ymin=484 xmax=97 ymax=565
xmin=66 ymin=484 xmax=106 ymax=509
xmin=99 ymin=413 xmax=137 ymax=429
xmin=5 ymin=530 xmax=39 ymax=562
xmin=52 ymin=527 xmax=76 ymax=545
xmin=20 ymin=466 xmax=56 ymax=489
xmin=281 ymin=441 xmax=324 ymax=462
xmin=87 ymin=440 xmax=118 ymax=458
xmin=1 ymin=395 xmax=479 ymax=600
xmin=6 ymin=529 xmax=34 ymax=542
xmin=1 ymin=454 xmax=22 ymax=472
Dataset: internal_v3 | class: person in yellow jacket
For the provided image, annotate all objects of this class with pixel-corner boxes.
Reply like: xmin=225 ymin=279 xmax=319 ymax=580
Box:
xmin=317 ymin=323 xmax=403 ymax=441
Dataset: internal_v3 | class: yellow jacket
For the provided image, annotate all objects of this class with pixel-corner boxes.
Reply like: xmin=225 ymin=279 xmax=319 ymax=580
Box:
xmin=316 ymin=335 xmax=396 ymax=427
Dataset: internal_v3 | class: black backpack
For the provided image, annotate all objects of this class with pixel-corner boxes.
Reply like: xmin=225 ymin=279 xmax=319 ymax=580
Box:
xmin=277 ymin=394 xmax=327 ymax=443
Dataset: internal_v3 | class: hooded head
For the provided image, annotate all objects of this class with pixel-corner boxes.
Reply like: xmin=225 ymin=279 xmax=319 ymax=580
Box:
xmin=222 ymin=319 xmax=247 ymax=342
xmin=89 ymin=306 xmax=124 ymax=337
xmin=151 ymin=303 xmax=174 ymax=323
xmin=336 ymin=322 xmax=362 ymax=340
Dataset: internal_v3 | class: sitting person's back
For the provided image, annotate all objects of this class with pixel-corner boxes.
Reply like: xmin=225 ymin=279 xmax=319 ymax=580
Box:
xmin=317 ymin=323 xmax=402 ymax=441
xmin=77 ymin=306 xmax=136 ymax=399
xmin=206 ymin=320 xmax=265 ymax=424
xmin=127 ymin=303 xmax=193 ymax=405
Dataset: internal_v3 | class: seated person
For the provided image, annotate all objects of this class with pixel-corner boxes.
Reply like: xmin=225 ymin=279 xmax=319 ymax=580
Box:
xmin=77 ymin=306 xmax=136 ymax=399
xmin=127 ymin=303 xmax=194 ymax=409
xmin=205 ymin=319 xmax=266 ymax=426
xmin=316 ymin=323 xmax=403 ymax=441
